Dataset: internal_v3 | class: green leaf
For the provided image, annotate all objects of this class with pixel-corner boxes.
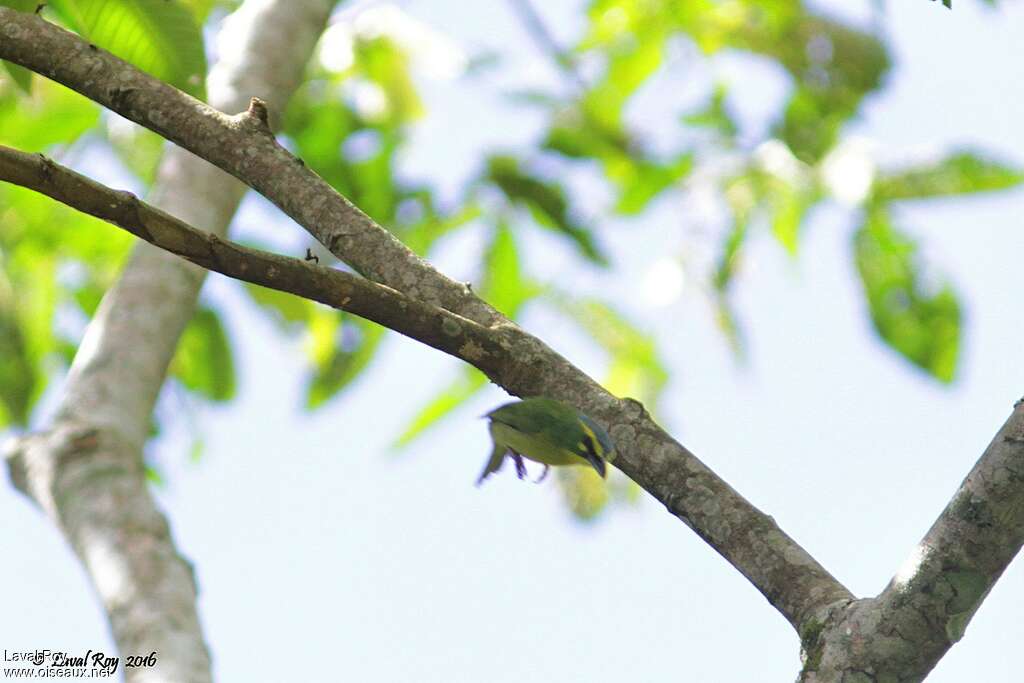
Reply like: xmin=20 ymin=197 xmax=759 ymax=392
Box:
xmin=872 ymin=151 xmax=1024 ymax=201
xmin=178 ymin=0 xmax=219 ymax=22
xmin=284 ymin=82 xmax=413 ymax=227
xmin=756 ymin=16 xmax=890 ymax=163
xmin=478 ymin=220 xmax=542 ymax=317
xmin=543 ymin=107 xmax=631 ymax=160
xmin=402 ymin=199 xmax=482 ymax=256
xmin=682 ymin=84 xmax=738 ymax=140
xmin=393 ymin=368 xmax=487 ymax=447
xmin=144 ymin=464 xmax=165 ymax=486
xmin=188 ymin=437 xmax=205 ymax=463
xmin=243 ymin=282 xmax=314 ymax=331
xmin=394 ymin=222 xmax=541 ymax=448
xmin=611 ymin=153 xmax=693 ymax=215
xmin=305 ymin=313 xmax=385 ymax=409
xmin=1 ymin=62 xmax=32 ymax=93
xmin=354 ymin=35 xmax=423 ymax=123
xmin=713 ymin=211 xmax=749 ymax=293
xmin=713 ymin=292 xmax=745 ymax=360
xmin=0 ymin=238 xmax=61 ymax=422
xmin=556 ymin=297 xmax=668 ymax=410
xmin=580 ymin=0 xmax=669 ymax=128
xmin=171 ymin=306 xmax=236 ymax=401
xmin=853 ymin=209 xmax=961 ymax=382
xmin=46 ymin=0 xmax=208 ymax=99
xmin=0 ymin=79 xmax=100 ymax=149
xmin=712 ymin=185 xmax=753 ymax=357
xmin=486 ymin=155 xmax=608 ymax=265
xmin=768 ymin=179 xmax=814 ymax=256
xmin=0 ymin=273 xmax=35 ymax=427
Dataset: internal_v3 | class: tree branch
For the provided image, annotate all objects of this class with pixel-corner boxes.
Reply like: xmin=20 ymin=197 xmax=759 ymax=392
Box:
xmin=2 ymin=2 xmax=334 ymax=680
xmin=0 ymin=6 xmax=855 ymax=634
xmin=802 ymin=403 xmax=1024 ymax=681
xmin=0 ymin=6 xmax=497 ymax=326
xmin=0 ymin=146 xmax=509 ymax=374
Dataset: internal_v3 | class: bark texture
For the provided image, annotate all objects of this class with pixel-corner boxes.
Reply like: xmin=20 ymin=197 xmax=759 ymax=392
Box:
xmin=2 ymin=2 xmax=333 ymax=681
xmin=800 ymin=403 xmax=1024 ymax=682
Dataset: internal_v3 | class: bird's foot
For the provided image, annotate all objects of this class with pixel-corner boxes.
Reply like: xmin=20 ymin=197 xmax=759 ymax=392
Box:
xmin=533 ymin=465 xmax=550 ymax=484
xmin=512 ymin=452 xmax=528 ymax=480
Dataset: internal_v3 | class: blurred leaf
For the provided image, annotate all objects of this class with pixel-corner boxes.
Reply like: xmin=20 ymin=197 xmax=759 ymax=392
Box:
xmin=105 ymin=123 xmax=165 ymax=185
xmin=243 ymin=282 xmax=314 ymax=331
xmin=682 ymin=84 xmax=738 ymax=140
xmin=478 ymin=220 xmax=543 ymax=317
xmin=144 ymin=464 xmax=165 ymax=486
xmin=580 ymin=0 xmax=669 ymax=129
xmin=486 ymin=155 xmax=608 ymax=265
xmin=872 ymin=151 xmax=1024 ymax=201
xmin=0 ymin=174 xmax=133 ymax=426
xmin=394 ymin=368 xmax=487 ymax=447
xmin=556 ymin=466 xmax=610 ymax=522
xmin=768 ymin=178 xmax=815 ymax=256
xmin=0 ymin=79 xmax=99 ymax=149
xmin=544 ymin=106 xmax=631 ymax=160
xmin=713 ymin=292 xmax=745 ymax=360
xmin=708 ymin=9 xmax=889 ymax=164
xmin=1 ymin=63 xmax=32 ymax=94
xmin=713 ymin=205 xmax=750 ymax=293
xmin=179 ymin=0 xmax=219 ymax=22
xmin=188 ymin=437 xmax=205 ymax=463
xmin=611 ymin=153 xmax=693 ymax=215
xmin=0 ymin=272 xmax=35 ymax=427
xmin=557 ymin=297 xmax=667 ymax=410
xmin=544 ymin=105 xmax=690 ymax=216
xmin=774 ymin=21 xmax=890 ymax=163
xmin=402 ymin=199 xmax=482 ymax=255
xmin=395 ymin=223 xmax=541 ymax=448
xmin=71 ymin=277 xmax=105 ymax=317
xmin=0 ymin=230 xmax=61 ymax=422
xmin=47 ymin=0 xmax=208 ymax=99
xmin=285 ymin=82 xmax=408 ymax=227
xmin=354 ymin=35 xmax=423 ymax=123
xmin=853 ymin=208 xmax=961 ymax=382
xmin=305 ymin=313 xmax=385 ymax=409
xmin=712 ymin=188 xmax=752 ymax=356
xmin=171 ymin=306 xmax=236 ymax=401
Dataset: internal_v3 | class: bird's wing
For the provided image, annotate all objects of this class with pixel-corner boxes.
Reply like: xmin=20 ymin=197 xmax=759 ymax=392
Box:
xmin=476 ymin=442 xmax=507 ymax=486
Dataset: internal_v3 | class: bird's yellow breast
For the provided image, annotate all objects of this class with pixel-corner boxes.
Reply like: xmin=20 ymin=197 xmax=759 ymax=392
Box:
xmin=489 ymin=422 xmax=589 ymax=467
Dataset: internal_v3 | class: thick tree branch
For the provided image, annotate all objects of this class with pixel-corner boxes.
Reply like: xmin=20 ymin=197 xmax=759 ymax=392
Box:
xmin=0 ymin=6 xmax=854 ymax=633
xmin=0 ymin=146 xmax=509 ymax=374
xmin=801 ymin=403 xmax=1024 ymax=681
xmin=2 ymin=2 xmax=333 ymax=681
xmin=0 ymin=6 xmax=497 ymax=326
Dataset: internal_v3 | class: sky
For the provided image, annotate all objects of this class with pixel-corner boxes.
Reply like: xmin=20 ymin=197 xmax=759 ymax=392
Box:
xmin=3 ymin=0 xmax=1024 ymax=681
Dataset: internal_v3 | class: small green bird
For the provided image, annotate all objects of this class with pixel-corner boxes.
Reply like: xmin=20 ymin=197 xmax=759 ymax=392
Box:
xmin=478 ymin=397 xmax=615 ymax=485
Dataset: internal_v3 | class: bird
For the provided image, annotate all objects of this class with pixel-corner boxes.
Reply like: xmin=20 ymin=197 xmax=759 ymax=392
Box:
xmin=477 ymin=397 xmax=615 ymax=485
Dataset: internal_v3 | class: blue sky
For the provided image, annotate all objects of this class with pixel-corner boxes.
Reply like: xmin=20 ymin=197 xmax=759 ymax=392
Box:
xmin=3 ymin=0 xmax=1024 ymax=681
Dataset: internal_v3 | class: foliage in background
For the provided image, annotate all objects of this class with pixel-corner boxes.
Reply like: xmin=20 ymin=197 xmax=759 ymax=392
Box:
xmin=0 ymin=0 xmax=1021 ymax=520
